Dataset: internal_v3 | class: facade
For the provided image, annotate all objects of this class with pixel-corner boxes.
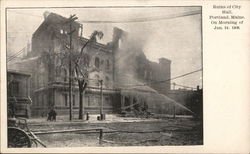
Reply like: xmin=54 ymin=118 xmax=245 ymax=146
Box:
xmin=111 ymin=27 xmax=172 ymax=114
xmin=28 ymin=12 xmax=120 ymax=116
xmin=111 ymin=27 xmax=171 ymax=95
xmin=8 ymin=12 xmax=193 ymax=118
xmin=7 ymin=70 xmax=32 ymax=118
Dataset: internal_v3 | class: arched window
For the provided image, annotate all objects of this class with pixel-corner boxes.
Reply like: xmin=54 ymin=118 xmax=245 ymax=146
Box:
xmin=118 ymin=39 xmax=121 ymax=49
xmin=63 ymin=93 xmax=68 ymax=106
xmin=106 ymin=60 xmax=110 ymax=70
xmin=55 ymin=66 xmax=61 ymax=79
xmin=105 ymin=76 xmax=109 ymax=88
xmin=84 ymin=54 xmax=90 ymax=67
xmin=10 ymin=81 xmax=19 ymax=96
xmin=94 ymin=74 xmax=100 ymax=87
xmin=78 ymin=25 xmax=83 ymax=37
xmin=62 ymin=68 xmax=67 ymax=82
xmin=95 ymin=57 xmax=100 ymax=68
xmin=144 ymin=69 xmax=147 ymax=79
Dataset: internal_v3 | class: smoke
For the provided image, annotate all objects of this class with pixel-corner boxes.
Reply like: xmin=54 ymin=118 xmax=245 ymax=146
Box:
xmin=112 ymin=28 xmax=195 ymax=114
xmin=112 ymin=26 xmax=153 ymax=92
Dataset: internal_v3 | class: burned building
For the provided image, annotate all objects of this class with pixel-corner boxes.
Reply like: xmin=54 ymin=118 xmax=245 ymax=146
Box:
xmin=111 ymin=27 xmax=171 ymax=95
xmin=8 ymin=12 xmax=194 ymax=117
xmin=10 ymin=12 xmax=119 ymax=116
xmin=112 ymin=28 xmax=194 ymax=116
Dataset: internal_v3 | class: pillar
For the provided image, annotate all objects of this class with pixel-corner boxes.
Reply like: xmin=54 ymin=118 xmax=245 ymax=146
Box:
xmin=129 ymin=96 xmax=133 ymax=112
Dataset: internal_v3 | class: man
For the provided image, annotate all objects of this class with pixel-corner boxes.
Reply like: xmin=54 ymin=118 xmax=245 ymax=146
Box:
xmin=47 ymin=109 xmax=52 ymax=121
xmin=47 ymin=108 xmax=57 ymax=121
xmin=51 ymin=108 xmax=57 ymax=121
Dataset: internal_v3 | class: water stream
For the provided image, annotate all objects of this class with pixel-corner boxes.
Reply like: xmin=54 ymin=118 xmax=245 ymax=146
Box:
xmin=119 ymin=74 xmax=195 ymax=115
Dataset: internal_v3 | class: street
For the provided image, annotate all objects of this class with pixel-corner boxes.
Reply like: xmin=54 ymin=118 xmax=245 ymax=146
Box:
xmin=28 ymin=115 xmax=203 ymax=147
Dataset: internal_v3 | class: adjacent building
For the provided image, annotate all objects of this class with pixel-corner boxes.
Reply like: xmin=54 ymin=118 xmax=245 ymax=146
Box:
xmin=7 ymin=70 xmax=32 ymax=118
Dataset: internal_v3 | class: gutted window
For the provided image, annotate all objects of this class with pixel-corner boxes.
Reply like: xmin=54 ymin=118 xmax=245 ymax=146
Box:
xmin=84 ymin=54 xmax=90 ymax=67
xmin=78 ymin=25 xmax=83 ymax=37
xmin=118 ymin=39 xmax=121 ymax=49
xmin=105 ymin=96 xmax=111 ymax=106
xmin=105 ymin=76 xmax=110 ymax=87
xmin=73 ymin=94 xmax=75 ymax=106
xmin=94 ymin=74 xmax=100 ymax=86
xmin=144 ymin=69 xmax=147 ymax=79
xmin=11 ymin=81 xmax=19 ymax=96
xmin=64 ymin=94 xmax=68 ymax=106
xmin=87 ymin=96 xmax=90 ymax=106
xmin=95 ymin=57 xmax=100 ymax=68
xmin=63 ymin=69 xmax=67 ymax=82
xmin=106 ymin=60 xmax=110 ymax=70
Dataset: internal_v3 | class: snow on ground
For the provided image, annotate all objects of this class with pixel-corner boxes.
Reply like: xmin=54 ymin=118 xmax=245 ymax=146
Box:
xmin=27 ymin=115 xmax=202 ymax=147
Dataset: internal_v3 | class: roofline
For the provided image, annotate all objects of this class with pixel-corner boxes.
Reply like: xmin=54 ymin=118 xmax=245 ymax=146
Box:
xmin=7 ymin=69 xmax=32 ymax=77
xmin=32 ymin=21 xmax=47 ymax=38
xmin=79 ymin=37 xmax=112 ymax=52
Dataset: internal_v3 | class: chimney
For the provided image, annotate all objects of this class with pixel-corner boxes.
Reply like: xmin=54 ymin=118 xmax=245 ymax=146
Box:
xmin=159 ymin=58 xmax=171 ymax=66
xmin=112 ymin=27 xmax=123 ymax=43
xmin=197 ymin=85 xmax=200 ymax=91
xmin=43 ymin=11 xmax=51 ymax=20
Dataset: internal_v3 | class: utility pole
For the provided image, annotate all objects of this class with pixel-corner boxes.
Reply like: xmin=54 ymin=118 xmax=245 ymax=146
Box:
xmin=67 ymin=14 xmax=78 ymax=121
xmin=173 ymin=106 xmax=176 ymax=118
xmin=99 ymin=80 xmax=103 ymax=120
xmin=69 ymin=16 xmax=73 ymax=121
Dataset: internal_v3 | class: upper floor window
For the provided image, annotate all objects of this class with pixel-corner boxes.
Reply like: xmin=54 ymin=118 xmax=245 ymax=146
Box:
xmin=106 ymin=60 xmax=110 ymax=70
xmin=94 ymin=74 xmax=100 ymax=87
xmin=105 ymin=76 xmax=110 ymax=87
xmin=95 ymin=57 xmax=100 ymax=68
xmin=78 ymin=25 xmax=83 ymax=37
xmin=149 ymin=71 xmax=153 ymax=80
xmin=87 ymin=96 xmax=91 ymax=106
xmin=118 ymin=39 xmax=121 ymax=49
xmin=144 ymin=69 xmax=147 ymax=79
xmin=60 ymin=29 xmax=67 ymax=35
xmin=63 ymin=69 xmax=67 ymax=82
xmin=73 ymin=94 xmax=76 ymax=106
xmin=84 ymin=54 xmax=90 ymax=67
xmin=64 ymin=93 xmax=68 ymax=106
xmin=10 ymin=81 xmax=19 ymax=96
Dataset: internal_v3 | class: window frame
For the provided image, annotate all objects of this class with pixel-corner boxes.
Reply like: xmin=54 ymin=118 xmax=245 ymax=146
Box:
xmin=95 ymin=57 xmax=100 ymax=68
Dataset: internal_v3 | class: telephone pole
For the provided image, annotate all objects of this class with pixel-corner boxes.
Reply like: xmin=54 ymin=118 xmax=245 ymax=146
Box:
xmin=99 ymin=80 xmax=103 ymax=120
xmin=67 ymin=14 xmax=78 ymax=121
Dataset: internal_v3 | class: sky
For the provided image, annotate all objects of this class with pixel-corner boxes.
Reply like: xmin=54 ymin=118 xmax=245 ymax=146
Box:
xmin=6 ymin=7 xmax=202 ymax=89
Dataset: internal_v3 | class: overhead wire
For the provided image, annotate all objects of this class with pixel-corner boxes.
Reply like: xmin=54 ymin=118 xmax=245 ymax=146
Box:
xmin=171 ymin=83 xmax=196 ymax=90
xmin=6 ymin=9 xmax=201 ymax=62
xmin=78 ymin=10 xmax=201 ymax=23
xmin=118 ymin=68 xmax=202 ymax=88
xmin=7 ymin=46 xmax=27 ymax=62
xmin=7 ymin=9 xmax=201 ymax=24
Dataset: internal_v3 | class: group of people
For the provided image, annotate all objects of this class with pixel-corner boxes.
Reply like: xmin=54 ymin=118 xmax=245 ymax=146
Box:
xmin=47 ymin=108 xmax=57 ymax=121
